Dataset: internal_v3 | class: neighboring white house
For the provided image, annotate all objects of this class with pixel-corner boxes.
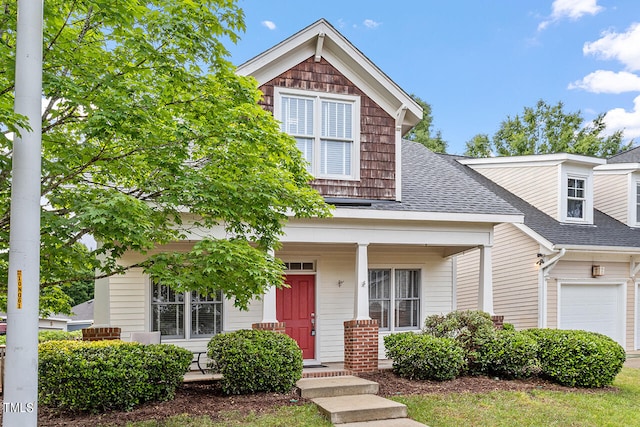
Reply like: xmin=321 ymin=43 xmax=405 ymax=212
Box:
xmin=93 ymin=19 xmax=523 ymax=365
xmin=453 ymin=150 xmax=640 ymax=350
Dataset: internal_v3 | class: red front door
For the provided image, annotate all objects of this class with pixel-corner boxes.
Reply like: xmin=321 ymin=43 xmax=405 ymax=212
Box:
xmin=276 ymin=275 xmax=315 ymax=359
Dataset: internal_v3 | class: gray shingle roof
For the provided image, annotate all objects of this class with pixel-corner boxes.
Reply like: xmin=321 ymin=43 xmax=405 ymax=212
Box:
xmin=333 ymin=140 xmax=521 ymax=217
xmin=608 ymin=145 xmax=640 ymax=163
xmin=440 ymin=153 xmax=640 ymax=249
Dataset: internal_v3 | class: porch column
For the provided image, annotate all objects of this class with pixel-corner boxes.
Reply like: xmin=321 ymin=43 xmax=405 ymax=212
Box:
xmin=354 ymin=243 xmax=370 ymax=320
xmin=344 ymin=242 xmax=378 ymax=373
xmin=252 ymin=248 xmax=285 ymax=332
xmin=478 ymin=245 xmax=494 ymax=314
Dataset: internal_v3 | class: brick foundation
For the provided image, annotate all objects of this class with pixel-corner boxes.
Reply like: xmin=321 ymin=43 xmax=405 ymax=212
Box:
xmin=491 ymin=315 xmax=504 ymax=330
xmin=82 ymin=327 xmax=121 ymax=341
xmin=344 ymin=319 xmax=379 ymax=373
xmin=251 ymin=322 xmax=286 ymax=333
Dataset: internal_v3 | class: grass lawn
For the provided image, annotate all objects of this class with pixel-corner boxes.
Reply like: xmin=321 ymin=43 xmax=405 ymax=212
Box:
xmin=117 ymin=368 xmax=640 ymax=427
xmin=396 ymin=368 xmax=640 ymax=427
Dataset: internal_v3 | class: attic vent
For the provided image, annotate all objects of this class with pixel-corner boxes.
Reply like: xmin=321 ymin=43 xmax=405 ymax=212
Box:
xmin=285 ymin=262 xmax=315 ymax=272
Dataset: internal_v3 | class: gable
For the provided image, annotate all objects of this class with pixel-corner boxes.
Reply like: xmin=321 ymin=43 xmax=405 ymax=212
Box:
xmin=236 ymin=19 xmax=421 ymax=134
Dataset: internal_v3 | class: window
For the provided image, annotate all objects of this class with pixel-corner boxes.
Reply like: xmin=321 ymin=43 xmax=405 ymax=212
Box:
xmin=151 ymin=281 xmax=223 ymax=339
xmin=567 ymin=177 xmax=585 ymax=219
xmin=276 ymin=88 xmax=359 ymax=179
xmin=369 ymin=269 xmax=421 ymax=330
xmin=636 ymin=182 xmax=640 ymax=224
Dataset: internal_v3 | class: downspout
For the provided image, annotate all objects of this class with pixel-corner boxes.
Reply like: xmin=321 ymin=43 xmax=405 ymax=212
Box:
xmin=538 ymin=248 xmax=566 ymax=328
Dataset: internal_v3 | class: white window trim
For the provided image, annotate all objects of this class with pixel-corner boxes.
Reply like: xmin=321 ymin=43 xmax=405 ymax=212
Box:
xmin=150 ymin=281 xmax=223 ymax=341
xmin=274 ymin=86 xmax=361 ymax=181
xmin=368 ymin=266 xmax=422 ymax=332
xmin=633 ymin=178 xmax=640 ymax=227
xmin=559 ymin=167 xmax=593 ymax=224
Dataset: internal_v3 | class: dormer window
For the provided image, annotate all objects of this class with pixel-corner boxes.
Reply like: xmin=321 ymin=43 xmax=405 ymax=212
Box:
xmin=275 ymin=87 xmax=360 ymax=180
xmin=567 ymin=177 xmax=586 ymax=219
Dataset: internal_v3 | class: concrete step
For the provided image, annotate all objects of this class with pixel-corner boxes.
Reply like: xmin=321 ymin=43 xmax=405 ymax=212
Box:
xmin=340 ymin=419 xmax=429 ymax=427
xmin=312 ymin=394 xmax=407 ymax=424
xmin=296 ymin=375 xmax=379 ymax=399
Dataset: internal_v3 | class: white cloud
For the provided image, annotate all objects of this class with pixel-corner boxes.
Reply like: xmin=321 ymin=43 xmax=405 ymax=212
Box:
xmin=261 ymin=20 xmax=276 ymax=30
xmin=603 ymin=95 xmax=640 ymax=140
xmin=538 ymin=0 xmax=603 ymax=31
xmin=363 ymin=19 xmax=381 ymax=29
xmin=583 ymin=23 xmax=640 ymax=71
xmin=569 ymin=70 xmax=640 ymax=93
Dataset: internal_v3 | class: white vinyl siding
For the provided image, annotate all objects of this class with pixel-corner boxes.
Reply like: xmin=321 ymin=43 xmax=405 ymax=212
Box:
xmin=473 ymin=165 xmax=559 ymax=220
xmin=275 ymin=87 xmax=359 ymax=180
xmin=594 ymin=173 xmax=628 ymax=224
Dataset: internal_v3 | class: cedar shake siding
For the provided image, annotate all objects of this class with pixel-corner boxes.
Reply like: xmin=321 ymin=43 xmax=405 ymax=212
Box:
xmin=258 ymin=57 xmax=396 ymax=200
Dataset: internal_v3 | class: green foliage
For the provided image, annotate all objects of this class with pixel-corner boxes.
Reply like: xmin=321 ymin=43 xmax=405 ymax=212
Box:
xmin=524 ymin=329 xmax=625 ymax=388
xmin=39 ymin=340 xmax=192 ymax=412
xmin=384 ymin=332 xmax=465 ymax=381
xmin=404 ymin=95 xmax=448 ymax=153
xmin=477 ymin=330 xmax=538 ymax=379
xmin=423 ymin=310 xmax=497 ymax=374
xmin=207 ymin=329 xmax=303 ymax=395
xmin=464 ymin=99 xmax=631 ymax=158
xmin=0 ymin=0 xmax=330 ymax=316
xmin=0 ymin=329 xmax=81 ymax=345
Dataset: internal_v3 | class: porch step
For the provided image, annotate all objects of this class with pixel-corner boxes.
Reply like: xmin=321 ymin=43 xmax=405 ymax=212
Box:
xmin=311 ymin=394 xmax=408 ymax=424
xmin=296 ymin=375 xmax=378 ymax=399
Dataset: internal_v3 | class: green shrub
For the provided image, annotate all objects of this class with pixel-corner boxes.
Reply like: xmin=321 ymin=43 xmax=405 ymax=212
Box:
xmin=524 ymin=329 xmax=625 ymax=388
xmin=0 ymin=329 xmax=81 ymax=345
xmin=39 ymin=340 xmax=192 ymax=412
xmin=423 ymin=310 xmax=497 ymax=374
xmin=384 ymin=332 xmax=465 ymax=381
xmin=477 ymin=330 xmax=538 ymax=379
xmin=502 ymin=322 xmax=515 ymax=331
xmin=208 ymin=329 xmax=303 ymax=395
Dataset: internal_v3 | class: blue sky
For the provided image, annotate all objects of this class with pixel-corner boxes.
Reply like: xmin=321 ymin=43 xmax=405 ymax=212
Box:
xmin=229 ymin=0 xmax=640 ymax=155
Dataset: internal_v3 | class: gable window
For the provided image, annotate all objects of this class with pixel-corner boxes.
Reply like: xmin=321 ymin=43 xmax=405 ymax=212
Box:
xmin=276 ymin=88 xmax=360 ymax=180
xmin=369 ymin=268 xmax=420 ymax=331
xmin=151 ymin=281 xmax=223 ymax=339
xmin=567 ymin=177 xmax=585 ymax=219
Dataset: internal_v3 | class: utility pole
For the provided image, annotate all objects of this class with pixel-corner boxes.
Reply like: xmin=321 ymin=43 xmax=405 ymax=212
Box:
xmin=3 ymin=1 xmax=44 ymax=426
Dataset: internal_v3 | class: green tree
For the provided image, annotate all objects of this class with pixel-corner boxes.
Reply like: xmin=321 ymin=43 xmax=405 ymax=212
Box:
xmin=0 ymin=1 xmax=330 ymax=315
xmin=464 ymin=134 xmax=492 ymax=158
xmin=464 ymin=100 xmax=631 ymax=158
xmin=405 ymin=95 xmax=448 ymax=153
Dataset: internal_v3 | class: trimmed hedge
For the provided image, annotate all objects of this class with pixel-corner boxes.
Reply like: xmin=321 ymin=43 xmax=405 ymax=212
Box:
xmin=524 ymin=329 xmax=625 ymax=388
xmin=39 ymin=340 xmax=192 ymax=412
xmin=423 ymin=310 xmax=497 ymax=374
xmin=384 ymin=332 xmax=465 ymax=381
xmin=477 ymin=330 xmax=538 ymax=379
xmin=208 ymin=329 xmax=303 ymax=395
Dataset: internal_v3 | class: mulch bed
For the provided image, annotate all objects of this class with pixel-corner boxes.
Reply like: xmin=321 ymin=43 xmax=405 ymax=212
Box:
xmin=5 ymin=370 xmax=615 ymax=427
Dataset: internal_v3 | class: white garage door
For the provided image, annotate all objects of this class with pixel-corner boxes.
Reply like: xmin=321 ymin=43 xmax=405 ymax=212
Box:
xmin=559 ymin=283 xmax=624 ymax=346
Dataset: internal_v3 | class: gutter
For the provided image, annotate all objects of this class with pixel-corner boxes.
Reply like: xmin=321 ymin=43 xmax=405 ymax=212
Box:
xmin=538 ymin=248 xmax=567 ymax=328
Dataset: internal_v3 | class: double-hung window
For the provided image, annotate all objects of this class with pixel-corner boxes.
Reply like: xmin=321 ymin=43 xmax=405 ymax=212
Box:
xmin=276 ymin=88 xmax=359 ymax=180
xmin=636 ymin=182 xmax=640 ymax=224
xmin=369 ymin=269 xmax=421 ymax=330
xmin=151 ymin=281 xmax=223 ymax=339
xmin=567 ymin=177 xmax=586 ymax=219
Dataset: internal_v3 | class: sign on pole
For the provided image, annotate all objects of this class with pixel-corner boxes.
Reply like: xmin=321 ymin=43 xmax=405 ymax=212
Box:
xmin=3 ymin=1 xmax=44 ymax=426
